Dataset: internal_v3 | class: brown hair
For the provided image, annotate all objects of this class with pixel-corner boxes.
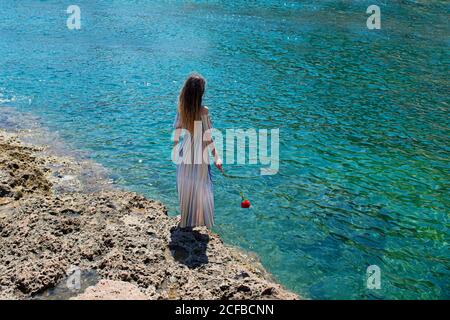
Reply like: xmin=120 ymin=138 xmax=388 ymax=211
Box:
xmin=178 ymin=73 xmax=206 ymax=133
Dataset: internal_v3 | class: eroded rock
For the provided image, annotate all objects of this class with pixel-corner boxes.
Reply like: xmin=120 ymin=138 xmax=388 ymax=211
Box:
xmin=72 ymin=280 xmax=148 ymax=300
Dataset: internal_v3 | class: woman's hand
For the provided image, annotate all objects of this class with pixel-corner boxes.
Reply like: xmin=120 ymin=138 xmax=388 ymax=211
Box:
xmin=214 ymin=158 xmax=223 ymax=172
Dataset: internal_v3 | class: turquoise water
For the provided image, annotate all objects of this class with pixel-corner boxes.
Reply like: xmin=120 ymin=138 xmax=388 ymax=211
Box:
xmin=0 ymin=1 xmax=449 ymax=299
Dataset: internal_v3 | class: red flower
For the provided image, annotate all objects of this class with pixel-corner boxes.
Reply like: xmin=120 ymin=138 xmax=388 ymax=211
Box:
xmin=241 ymin=199 xmax=251 ymax=208
xmin=240 ymin=192 xmax=251 ymax=209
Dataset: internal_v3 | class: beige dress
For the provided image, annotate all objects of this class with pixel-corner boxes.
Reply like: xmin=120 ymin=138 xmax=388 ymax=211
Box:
xmin=174 ymin=111 xmax=214 ymax=228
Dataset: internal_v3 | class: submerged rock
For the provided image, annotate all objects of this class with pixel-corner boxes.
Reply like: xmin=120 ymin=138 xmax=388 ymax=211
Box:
xmin=0 ymin=129 xmax=298 ymax=300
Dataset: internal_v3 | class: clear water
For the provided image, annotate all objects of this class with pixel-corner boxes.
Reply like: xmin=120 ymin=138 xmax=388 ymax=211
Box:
xmin=0 ymin=1 xmax=449 ymax=299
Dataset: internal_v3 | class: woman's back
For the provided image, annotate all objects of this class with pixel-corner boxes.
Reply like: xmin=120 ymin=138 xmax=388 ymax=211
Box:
xmin=174 ymin=74 xmax=221 ymax=229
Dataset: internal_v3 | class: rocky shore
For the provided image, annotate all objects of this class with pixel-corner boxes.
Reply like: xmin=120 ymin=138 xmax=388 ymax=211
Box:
xmin=0 ymin=128 xmax=298 ymax=300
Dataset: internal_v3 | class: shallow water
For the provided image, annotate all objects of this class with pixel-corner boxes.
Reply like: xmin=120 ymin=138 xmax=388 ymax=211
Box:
xmin=0 ymin=1 xmax=449 ymax=299
xmin=33 ymin=269 xmax=100 ymax=300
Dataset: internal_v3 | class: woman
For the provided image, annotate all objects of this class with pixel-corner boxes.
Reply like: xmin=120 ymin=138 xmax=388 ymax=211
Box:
xmin=173 ymin=73 xmax=223 ymax=229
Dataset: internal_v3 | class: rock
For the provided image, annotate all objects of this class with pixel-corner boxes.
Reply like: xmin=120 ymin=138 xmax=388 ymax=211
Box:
xmin=13 ymin=258 xmax=66 ymax=295
xmin=72 ymin=280 xmax=148 ymax=300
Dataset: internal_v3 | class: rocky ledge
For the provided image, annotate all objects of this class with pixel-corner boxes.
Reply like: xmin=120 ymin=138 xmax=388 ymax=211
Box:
xmin=0 ymin=129 xmax=298 ymax=300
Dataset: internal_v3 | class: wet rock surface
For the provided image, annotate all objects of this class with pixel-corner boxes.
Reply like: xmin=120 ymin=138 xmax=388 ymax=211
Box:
xmin=0 ymin=129 xmax=298 ymax=300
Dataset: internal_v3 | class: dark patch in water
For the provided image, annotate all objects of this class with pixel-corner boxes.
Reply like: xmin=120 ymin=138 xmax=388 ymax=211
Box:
xmin=32 ymin=269 xmax=100 ymax=300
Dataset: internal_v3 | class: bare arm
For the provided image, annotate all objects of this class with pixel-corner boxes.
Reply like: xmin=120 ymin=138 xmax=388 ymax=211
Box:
xmin=202 ymin=107 xmax=223 ymax=172
xmin=172 ymin=113 xmax=182 ymax=163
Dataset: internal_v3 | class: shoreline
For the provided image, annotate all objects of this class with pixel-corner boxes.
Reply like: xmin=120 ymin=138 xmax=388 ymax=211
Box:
xmin=0 ymin=123 xmax=299 ymax=300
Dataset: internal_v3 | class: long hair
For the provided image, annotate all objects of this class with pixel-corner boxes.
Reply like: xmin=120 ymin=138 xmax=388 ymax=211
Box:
xmin=178 ymin=73 xmax=206 ymax=133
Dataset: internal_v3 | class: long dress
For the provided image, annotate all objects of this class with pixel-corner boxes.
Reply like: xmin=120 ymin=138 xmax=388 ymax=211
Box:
xmin=174 ymin=111 xmax=214 ymax=228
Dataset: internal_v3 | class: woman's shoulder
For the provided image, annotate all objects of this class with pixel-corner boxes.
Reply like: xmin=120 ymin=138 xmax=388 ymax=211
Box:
xmin=200 ymin=106 xmax=209 ymax=116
